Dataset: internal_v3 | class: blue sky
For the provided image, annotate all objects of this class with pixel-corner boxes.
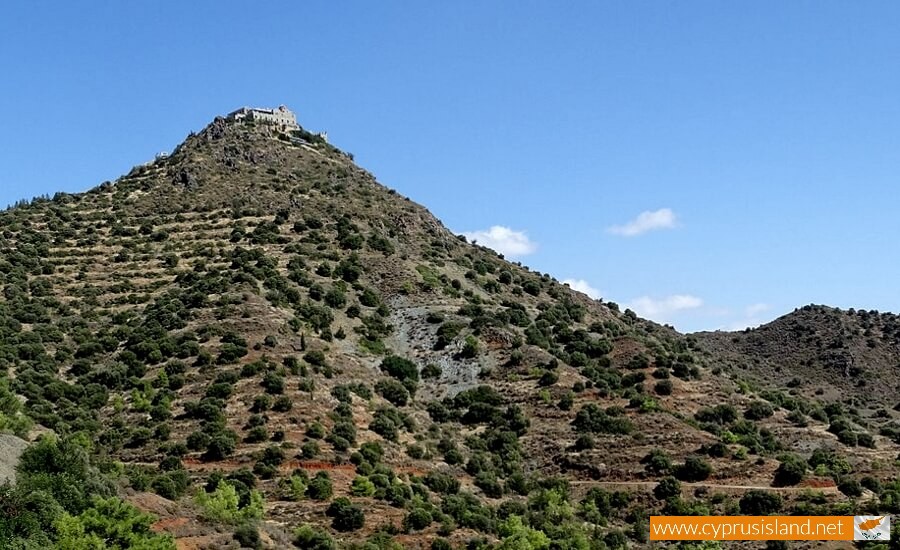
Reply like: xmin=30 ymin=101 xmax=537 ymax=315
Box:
xmin=2 ymin=2 xmax=899 ymax=332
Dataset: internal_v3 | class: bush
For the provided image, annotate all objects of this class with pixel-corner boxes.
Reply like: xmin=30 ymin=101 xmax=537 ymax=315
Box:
xmin=837 ymin=478 xmax=863 ymax=497
xmin=293 ymin=524 xmax=336 ymax=550
xmin=641 ymin=449 xmax=673 ymax=475
xmin=376 ymin=378 xmax=410 ymax=406
xmin=326 ymin=497 xmax=365 ymax=531
xmin=422 ymin=363 xmax=442 ymax=379
xmin=306 ymin=472 xmax=333 ymax=500
xmin=695 ymin=404 xmax=738 ymax=425
xmin=404 ymin=507 xmax=433 ymax=531
xmin=745 ymin=400 xmax=774 ymax=421
xmin=195 ymin=481 xmax=264 ymax=523
xmin=261 ymin=372 xmax=285 ymax=394
xmin=675 ymin=456 xmax=712 ymax=482
xmin=572 ymin=403 xmax=633 ymax=435
xmin=380 ymin=355 xmax=419 ymax=382
xmin=654 ymin=379 xmax=673 ymax=396
xmin=773 ymin=453 xmax=806 ymax=486
xmin=739 ymin=490 xmax=783 ymax=515
xmin=351 ymin=476 xmax=376 ymax=497
xmin=233 ymin=522 xmax=262 ymax=549
xmin=460 ymin=335 xmax=479 ymax=358
xmin=653 ymin=477 xmax=682 ymax=500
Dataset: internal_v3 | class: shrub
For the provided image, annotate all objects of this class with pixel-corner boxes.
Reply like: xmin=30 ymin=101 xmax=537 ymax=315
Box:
xmin=306 ymin=472 xmax=333 ymax=500
xmin=641 ymin=449 xmax=673 ymax=475
xmin=379 ymin=355 xmax=419 ymax=382
xmin=695 ymin=404 xmax=738 ymax=425
xmin=351 ymin=476 xmax=376 ymax=497
xmin=195 ymin=481 xmax=264 ymax=523
xmin=773 ymin=453 xmax=806 ymax=486
xmin=404 ymin=507 xmax=433 ymax=531
xmin=654 ymin=379 xmax=673 ymax=396
xmin=675 ymin=456 xmax=712 ymax=482
xmin=422 ymin=363 xmax=441 ymax=379
xmin=739 ymin=490 xmax=782 ymax=515
xmin=572 ymin=403 xmax=633 ymax=435
xmin=460 ymin=335 xmax=479 ymax=358
xmin=261 ymin=372 xmax=285 ymax=394
xmin=293 ymin=524 xmax=336 ymax=550
xmin=574 ymin=434 xmax=594 ymax=451
xmin=326 ymin=497 xmax=365 ymax=531
xmin=233 ymin=522 xmax=262 ymax=550
xmin=653 ymin=477 xmax=682 ymax=500
xmin=837 ymin=478 xmax=863 ymax=497
xmin=376 ymin=378 xmax=410 ymax=406
xmin=745 ymin=400 xmax=775 ymax=421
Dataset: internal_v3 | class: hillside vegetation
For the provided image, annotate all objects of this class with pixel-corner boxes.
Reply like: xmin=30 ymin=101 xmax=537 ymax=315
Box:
xmin=1 ymin=113 xmax=899 ymax=549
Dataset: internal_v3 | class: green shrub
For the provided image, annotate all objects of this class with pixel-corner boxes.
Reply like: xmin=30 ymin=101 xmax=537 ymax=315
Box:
xmin=572 ymin=403 xmax=632 ymax=435
xmin=739 ymin=490 xmax=782 ymax=515
xmin=195 ymin=481 xmax=264 ymax=523
xmin=653 ymin=477 xmax=682 ymax=500
xmin=326 ymin=497 xmax=365 ymax=531
xmin=773 ymin=453 xmax=806 ymax=486
xmin=306 ymin=472 xmax=333 ymax=500
xmin=675 ymin=456 xmax=712 ymax=482
xmin=293 ymin=524 xmax=336 ymax=550
xmin=745 ymin=400 xmax=775 ymax=421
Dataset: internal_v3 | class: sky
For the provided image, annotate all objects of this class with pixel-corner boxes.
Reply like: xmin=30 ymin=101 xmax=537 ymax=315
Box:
xmin=1 ymin=2 xmax=899 ymax=332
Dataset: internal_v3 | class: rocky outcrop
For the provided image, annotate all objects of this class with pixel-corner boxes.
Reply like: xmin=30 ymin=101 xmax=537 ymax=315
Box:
xmin=0 ymin=434 xmax=29 ymax=485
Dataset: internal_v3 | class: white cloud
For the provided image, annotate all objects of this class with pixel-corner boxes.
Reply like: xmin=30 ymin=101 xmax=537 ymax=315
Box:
xmin=461 ymin=226 xmax=537 ymax=257
xmin=608 ymin=208 xmax=678 ymax=237
xmin=744 ymin=303 xmax=771 ymax=317
xmin=562 ymin=279 xmax=602 ymax=299
xmin=629 ymin=294 xmax=703 ymax=321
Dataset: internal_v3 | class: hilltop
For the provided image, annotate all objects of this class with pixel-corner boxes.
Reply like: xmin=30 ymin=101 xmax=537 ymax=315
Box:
xmin=695 ymin=304 xmax=900 ymax=410
xmin=1 ymin=109 xmax=899 ymax=549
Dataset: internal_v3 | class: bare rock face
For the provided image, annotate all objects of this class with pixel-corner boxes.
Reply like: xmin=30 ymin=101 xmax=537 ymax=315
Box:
xmin=171 ymin=168 xmax=198 ymax=190
xmin=0 ymin=434 xmax=29 ymax=485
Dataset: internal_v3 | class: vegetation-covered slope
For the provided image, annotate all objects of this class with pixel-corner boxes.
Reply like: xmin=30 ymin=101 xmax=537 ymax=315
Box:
xmin=1 ymin=114 xmax=899 ymax=549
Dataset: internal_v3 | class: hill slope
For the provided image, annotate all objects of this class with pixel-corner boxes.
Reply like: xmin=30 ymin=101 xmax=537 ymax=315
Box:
xmin=1 ymin=112 xmax=899 ymax=548
xmin=695 ymin=305 xmax=900 ymax=405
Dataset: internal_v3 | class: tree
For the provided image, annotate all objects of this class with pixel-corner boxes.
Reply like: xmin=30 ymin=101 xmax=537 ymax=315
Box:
xmin=233 ymin=522 xmax=262 ymax=550
xmin=745 ymin=400 xmax=774 ymax=421
xmin=496 ymin=515 xmax=550 ymax=550
xmin=17 ymin=435 xmax=114 ymax=514
xmin=379 ymin=355 xmax=418 ymax=382
xmin=653 ymin=477 xmax=682 ymax=500
xmin=676 ymin=456 xmax=712 ymax=482
xmin=460 ymin=335 xmax=480 ymax=358
xmin=326 ymin=497 xmax=364 ymax=532
xmin=773 ymin=453 xmax=806 ymax=486
xmin=739 ymin=490 xmax=782 ymax=515
xmin=641 ymin=449 xmax=673 ymax=476
xmin=351 ymin=476 xmax=376 ymax=497
xmin=375 ymin=378 xmax=409 ymax=407
xmin=293 ymin=524 xmax=335 ymax=550
xmin=306 ymin=472 xmax=333 ymax=500
xmin=54 ymin=496 xmax=175 ymax=549
xmin=654 ymin=379 xmax=673 ymax=396
xmin=195 ymin=481 xmax=264 ymax=523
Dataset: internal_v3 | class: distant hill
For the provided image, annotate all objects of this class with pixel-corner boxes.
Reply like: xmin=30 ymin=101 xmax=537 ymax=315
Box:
xmin=694 ymin=305 xmax=900 ymax=407
xmin=1 ymin=110 xmax=898 ymax=548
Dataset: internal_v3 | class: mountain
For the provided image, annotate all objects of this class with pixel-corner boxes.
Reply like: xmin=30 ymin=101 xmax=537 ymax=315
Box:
xmin=695 ymin=305 xmax=900 ymax=405
xmin=1 ymin=109 xmax=898 ymax=549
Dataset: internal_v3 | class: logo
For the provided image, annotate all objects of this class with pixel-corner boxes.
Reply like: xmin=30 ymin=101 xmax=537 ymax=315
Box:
xmin=854 ymin=516 xmax=890 ymax=541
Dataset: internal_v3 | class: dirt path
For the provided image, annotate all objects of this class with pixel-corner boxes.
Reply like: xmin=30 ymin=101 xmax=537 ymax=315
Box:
xmin=569 ymin=480 xmax=839 ymax=495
